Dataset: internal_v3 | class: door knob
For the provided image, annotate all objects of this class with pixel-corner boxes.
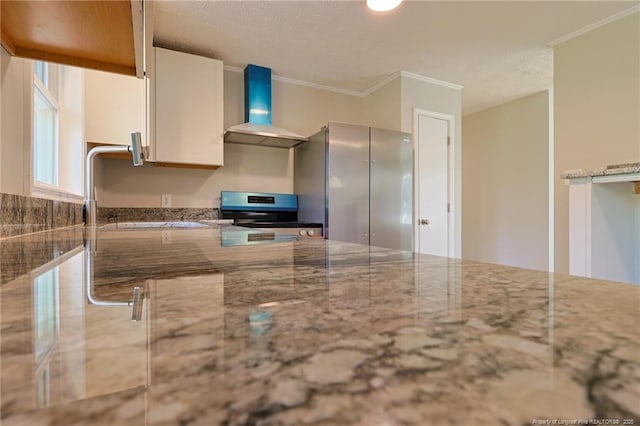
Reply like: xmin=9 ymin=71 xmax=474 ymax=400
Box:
xmin=420 ymin=219 xmax=430 ymax=225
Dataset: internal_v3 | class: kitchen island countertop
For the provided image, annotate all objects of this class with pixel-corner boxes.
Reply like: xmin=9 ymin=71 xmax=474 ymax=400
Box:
xmin=0 ymin=225 xmax=638 ymax=425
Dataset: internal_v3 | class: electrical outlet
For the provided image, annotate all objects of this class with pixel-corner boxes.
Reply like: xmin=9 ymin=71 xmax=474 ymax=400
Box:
xmin=161 ymin=194 xmax=172 ymax=208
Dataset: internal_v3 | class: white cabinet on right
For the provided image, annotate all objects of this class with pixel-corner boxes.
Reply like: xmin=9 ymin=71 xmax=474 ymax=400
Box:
xmin=149 ymin=47 xmax=224 ymax=168
xmin=566 ymin=172 xmax=640 ymax=284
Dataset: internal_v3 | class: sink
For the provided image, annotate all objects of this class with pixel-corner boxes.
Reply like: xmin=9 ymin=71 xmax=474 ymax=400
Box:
xmin=101 ymin=221 xmax=210 ymax=229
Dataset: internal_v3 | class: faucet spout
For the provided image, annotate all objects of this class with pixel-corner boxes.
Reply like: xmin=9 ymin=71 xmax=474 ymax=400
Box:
xmin=85 ymin=132 xmax=144 ymax=226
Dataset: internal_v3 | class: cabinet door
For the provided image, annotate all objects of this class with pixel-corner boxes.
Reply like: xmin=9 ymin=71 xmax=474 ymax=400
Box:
xmin=153 ymin=47 xmax=224 ymax=167
xmin=84 ymin=69 xmax=145 ymax=146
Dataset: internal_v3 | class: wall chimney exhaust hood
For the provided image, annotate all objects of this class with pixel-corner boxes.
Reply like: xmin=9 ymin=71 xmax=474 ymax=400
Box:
xmin=224 ymin=64 xmax=308 ymax=149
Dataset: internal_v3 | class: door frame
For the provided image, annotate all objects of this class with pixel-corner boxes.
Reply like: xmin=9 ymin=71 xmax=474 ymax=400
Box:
xmin=413 ymin=108 xmax=457 ymax=257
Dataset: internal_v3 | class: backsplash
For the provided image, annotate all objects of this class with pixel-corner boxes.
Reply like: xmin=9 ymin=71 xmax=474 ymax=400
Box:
xmin=0 ymin=193 xmax=83 ymax=239
xmin=97 ymin=207 xmax=219 ymax=223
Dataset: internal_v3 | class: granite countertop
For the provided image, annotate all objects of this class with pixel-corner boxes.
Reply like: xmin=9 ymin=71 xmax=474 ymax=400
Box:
xmin=561 ymin=162 xmax=640 ymax=179
xmin=1 ymin=226 xmax=639 ymax=425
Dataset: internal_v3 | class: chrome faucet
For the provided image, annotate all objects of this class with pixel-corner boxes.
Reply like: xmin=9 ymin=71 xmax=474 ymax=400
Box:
xmin=85 ymin=132 xmax=144 ymax=226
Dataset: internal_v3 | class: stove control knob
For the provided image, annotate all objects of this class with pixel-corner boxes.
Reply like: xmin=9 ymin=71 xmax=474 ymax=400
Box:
xmin=307 ymin=229 xmax=315 ymax=236
xmin=299 ymin=229 xmax=308 ymax=236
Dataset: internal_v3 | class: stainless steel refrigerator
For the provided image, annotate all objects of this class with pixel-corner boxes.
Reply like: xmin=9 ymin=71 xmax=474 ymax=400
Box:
xmin=294 ymin=122 xmax=413 ymax=251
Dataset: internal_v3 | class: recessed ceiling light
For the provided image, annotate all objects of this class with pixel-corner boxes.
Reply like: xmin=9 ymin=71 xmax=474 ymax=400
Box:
xmin=366 ymin=0 xmax=403 ymax=13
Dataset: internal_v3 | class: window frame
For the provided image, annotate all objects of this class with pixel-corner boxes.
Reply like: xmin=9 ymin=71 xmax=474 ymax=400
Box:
xmin=32 ymin=61 xmax=60 ymax=189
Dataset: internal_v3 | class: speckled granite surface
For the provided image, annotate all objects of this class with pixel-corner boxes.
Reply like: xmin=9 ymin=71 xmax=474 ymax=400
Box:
xmin=1 ymin=226 xmax=638 ymax=425
xmin=97 ymin=207 xmax=219 ymax=223
xmin=561 ymin=162 xmax=640 ymax=179
xmin=0 ymin=193 xmax=83 ymax=239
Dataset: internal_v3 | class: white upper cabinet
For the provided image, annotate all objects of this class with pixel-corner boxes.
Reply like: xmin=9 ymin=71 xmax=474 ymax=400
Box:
xmin=149 ymin=47 xmax=224 ymax=168
xmin=84 ymin=69 xmax=146 ymax=146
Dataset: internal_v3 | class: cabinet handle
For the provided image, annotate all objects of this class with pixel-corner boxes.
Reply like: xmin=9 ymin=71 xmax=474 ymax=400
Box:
xmin=130 ymin=132 xmax=144 ymax=166
xmin=420 ymin=219 xmax=430 ymax=225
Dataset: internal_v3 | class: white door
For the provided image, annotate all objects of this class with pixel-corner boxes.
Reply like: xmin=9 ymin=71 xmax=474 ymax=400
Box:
xmin=415 ymin=113 xmax=450 ymax=256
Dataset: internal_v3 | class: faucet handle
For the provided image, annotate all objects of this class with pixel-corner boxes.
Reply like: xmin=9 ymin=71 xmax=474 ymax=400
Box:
xmin=130 ymin=132 xmax=144 ymax=166
xmin=131 ymin=287 xmax=144 ymax=321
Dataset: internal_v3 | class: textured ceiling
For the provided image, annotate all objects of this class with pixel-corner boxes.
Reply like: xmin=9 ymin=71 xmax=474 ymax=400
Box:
xmin=154 ymin=1 xmax=639 ymax=114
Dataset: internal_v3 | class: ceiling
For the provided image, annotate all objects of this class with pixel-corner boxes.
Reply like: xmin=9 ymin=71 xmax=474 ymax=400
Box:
xmin=154 ymin=1 xmax=639 ymax=114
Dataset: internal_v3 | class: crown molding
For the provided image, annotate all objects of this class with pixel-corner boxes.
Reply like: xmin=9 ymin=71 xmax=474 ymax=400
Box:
xmin=222 ymin=65 xmax=463 ymax=97
xmin=223 ymin=64 xmax=243 ymax=73
xmin=399 ymin=70 xmax=464 ymax=91
xmin=272 ymin=75 xmax=364 ymax=97
xmin=549 ymin=5 xmax=639 ymax=46
xmin=361 ymin=72 xmax=402 ymax=96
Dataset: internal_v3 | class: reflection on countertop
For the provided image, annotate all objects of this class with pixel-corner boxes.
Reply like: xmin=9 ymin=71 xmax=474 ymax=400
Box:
xmin=0 ymin=225 xmax=639 ymax=425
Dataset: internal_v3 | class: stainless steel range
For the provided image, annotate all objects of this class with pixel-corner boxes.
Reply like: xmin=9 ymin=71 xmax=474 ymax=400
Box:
xmin=220 ymin=191 xmax=323 ymax=237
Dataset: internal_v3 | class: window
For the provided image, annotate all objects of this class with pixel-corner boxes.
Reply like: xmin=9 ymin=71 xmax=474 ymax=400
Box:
xmin=33 ymin=61 xmax=59 ymax=186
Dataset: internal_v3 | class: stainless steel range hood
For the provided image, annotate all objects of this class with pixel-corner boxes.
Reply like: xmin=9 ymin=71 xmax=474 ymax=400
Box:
xmin=225 ymin=123 xmax=307 ymax=148
xmin=224 ymin=64 xmax=308 ymax=149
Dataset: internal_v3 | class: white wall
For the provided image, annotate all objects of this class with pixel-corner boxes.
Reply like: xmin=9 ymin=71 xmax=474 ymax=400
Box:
xmin=1 ymin=47 xmax=28 ymax=195
xmin=57 ymin=66 xmax=85 ymax=197
xmin=463 ymin=91 xmax=550 ymax=271
xmin=554 ymin=12 xmax=640 ymax=274
xmin=98 ymin=69 xmax=366 ymax=208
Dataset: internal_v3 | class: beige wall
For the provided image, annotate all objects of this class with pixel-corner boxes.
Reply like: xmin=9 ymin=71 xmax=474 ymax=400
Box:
xmin=554 ymin=12 xmax=640 ymax=273
xmin=401 ymin=75 xmax=463 ymax=255
xmin=223 ymin=70 xmax=244 ymax=129
xmin=224 ymin=70 xmax=365 ymax=135
xmin=272 ymin=78 xmax=365 ymax=136
xmin=99 ymin=70 xmax=366 ymax=207
xmin=1 ymin=48 xmax=28 ymax=195
xmin=463 ymin=91 xmax=550 ymax=271
xmin=363 ymin=78 xmax=401 ymax=130
xmin=98 ymin=143 xmax=293 ymax=208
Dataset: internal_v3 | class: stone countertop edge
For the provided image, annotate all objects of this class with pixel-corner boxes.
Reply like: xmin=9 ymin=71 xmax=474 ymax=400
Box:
xmin=561 ymin=165 xmax=640 ymax=179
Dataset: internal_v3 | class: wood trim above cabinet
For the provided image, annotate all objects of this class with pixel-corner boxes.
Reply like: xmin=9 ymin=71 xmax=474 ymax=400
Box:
xmin=88 ymin=143 xmax=221 ymax=170
xmin=153 ymin=162 xmax=221 ymax=170
xmin=1 ymin=0 xmax=137 ymax=76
